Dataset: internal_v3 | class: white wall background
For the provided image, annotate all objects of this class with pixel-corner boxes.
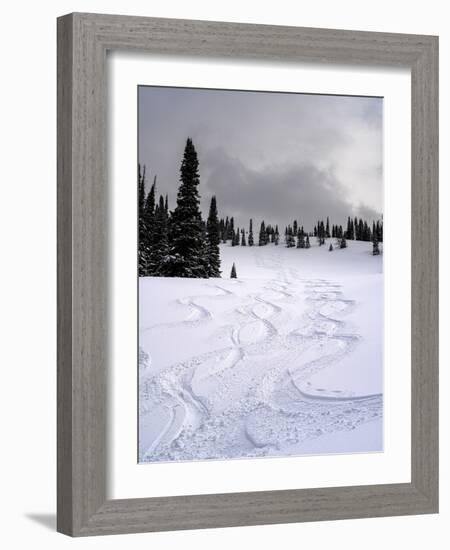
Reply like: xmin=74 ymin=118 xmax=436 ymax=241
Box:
xmin=0 ymin=0 xmax=447 ymax=547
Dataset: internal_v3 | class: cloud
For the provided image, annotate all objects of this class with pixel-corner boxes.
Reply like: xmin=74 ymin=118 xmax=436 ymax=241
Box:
xmin=138 ymin=86 xmax=383 ymax=231
xmin=200 ymin=149 xmax=379 ymax=230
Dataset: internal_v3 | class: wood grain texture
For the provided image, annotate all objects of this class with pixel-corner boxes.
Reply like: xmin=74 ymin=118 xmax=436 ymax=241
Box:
xmin=57 ymin=12 xmax=439 ymax=537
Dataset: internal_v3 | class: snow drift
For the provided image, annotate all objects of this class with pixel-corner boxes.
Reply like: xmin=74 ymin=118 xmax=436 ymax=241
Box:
xmin=139 ymin=239 xmax=383 ymax=463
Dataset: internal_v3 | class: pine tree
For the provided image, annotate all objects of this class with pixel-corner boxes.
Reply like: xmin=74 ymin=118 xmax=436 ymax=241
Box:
xmin=241 ymin=229 xmax=246 ymax=246
xmin=297 ymin=228 xmax=305 ymax=248
xmin=206 ymin=196 xmax=221 ymax=277
xmin=329 ymin=242 xmax=333 ymax=251
xmin=138 ymin=164 xmax=148 ymax=276
xmin=148 ymin=195 xmax=170 ymax=276
xmin=259 ymin=221 xmax=266 ymax=246
xmin=286 ymin=226 xmax=296 ymax=248
xmin=305 ymin=234 xmax=311 ymax=249
xmin=144 ymin=176 xmax=156 ymax=229
xmin=274 ymin=225 xmax=279 ymax=245
xmin=248 ymin=219 xmax=254 ymax=246
xmin=230 ymin=262 xmax=237 ymax=278
xmin=326 ymin=217 xmax=330 ymax=238
xmin=138 ymin=164 xmax=146 ymax=217
xmin=165 ymin=138 xmax=208 ymax=278
xmin=223 ymin=217 xmax=229 ymax=243
xmin=164 ymin=194 xmax=169 ymax=216
xmin=142 ymin=172 xmax=158 ymax=276
xmin=227 ymin=217 xmax=235 ymax=241
xmin=373 ymin=237 xmax=380 ymax=256
xmin=235 ymin=227 xmax=240 ymax=246
xmin=340 ymin=236 xmax=347 ymax=249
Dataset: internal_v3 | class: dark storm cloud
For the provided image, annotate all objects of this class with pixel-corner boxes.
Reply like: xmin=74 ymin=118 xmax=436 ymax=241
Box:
xmin=138 ymin=86 xmax=383 ymax=230
xmin=201 ymin=149 xmax=364 ymax=230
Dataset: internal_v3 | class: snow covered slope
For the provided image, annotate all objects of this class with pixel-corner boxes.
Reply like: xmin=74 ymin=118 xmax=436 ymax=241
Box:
xmin=139 ymin=239 xmax=383 ymax=462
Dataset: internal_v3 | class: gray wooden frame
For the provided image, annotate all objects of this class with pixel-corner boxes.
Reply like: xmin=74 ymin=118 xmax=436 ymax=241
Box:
xmin=57 ymin=12 xmax=438 ymax=537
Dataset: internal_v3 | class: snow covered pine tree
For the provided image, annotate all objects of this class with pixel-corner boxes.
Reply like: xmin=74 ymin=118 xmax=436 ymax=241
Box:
xmin=166 ymin=138 xmax=209 ymax=278
xmin=206 ymin=195 xmax=221 ymax=277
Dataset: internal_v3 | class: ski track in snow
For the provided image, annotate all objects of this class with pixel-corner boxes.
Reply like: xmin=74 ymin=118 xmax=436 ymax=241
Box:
xmin=139 ymin=247 xmax=383 ymax=462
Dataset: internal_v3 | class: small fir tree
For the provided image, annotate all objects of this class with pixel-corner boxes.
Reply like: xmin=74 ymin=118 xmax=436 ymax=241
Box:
xmin=230 ymin=262 xmax=237 ymax=279
xmin=259 ymin=221 xmax=266 ymax=246
xmin=206 ymin=196 xmax=221 ymax=277
xmin=148 ymin=195 xmax=170 ymax=276
xmin=248 ymin=219 xmax=254 ymax=246
xmin=227 ymin=217 xmax=235 ymax=241
xmin=373 ymin=237 xmax=380 ymax=256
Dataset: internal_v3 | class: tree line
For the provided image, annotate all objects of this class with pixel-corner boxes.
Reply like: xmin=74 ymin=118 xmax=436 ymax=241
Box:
xmin=139 ymin=138 xmax=383 ymax=278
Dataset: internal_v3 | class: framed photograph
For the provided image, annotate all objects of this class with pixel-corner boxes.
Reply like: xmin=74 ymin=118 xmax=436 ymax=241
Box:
xmin=57 ymin=13 xmax=438 ymax=536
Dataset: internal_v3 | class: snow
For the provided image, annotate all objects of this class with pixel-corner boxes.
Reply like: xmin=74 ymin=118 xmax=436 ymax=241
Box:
xmin=139 ymin=239 xmax=383 ymax=462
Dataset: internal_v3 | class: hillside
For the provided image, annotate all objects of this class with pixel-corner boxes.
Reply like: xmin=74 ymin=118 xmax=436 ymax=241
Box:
xmin=139 ymin=239 xmax=383 ymax=462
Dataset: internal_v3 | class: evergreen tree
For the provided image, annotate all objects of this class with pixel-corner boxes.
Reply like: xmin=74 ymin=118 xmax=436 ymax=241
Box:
xmin=223 ymin=217 xmax=229 ymax=243
xmin=138 ymin=164 xmax=148 ymax=275
xmin=230 ymin=262 xmax=237 ymax=279
xmin=241 ymin=228 xmax=246 ymax=246
xmin=293 ymin=220 xmax=298 ymax=235
xmin=141 ymin=172 xmax=157 ymax=276
xmin=148 ymin=195 xmax=170 ymax=276
xmin=165 ymin=138 xmax=208 ymax=278
xmin=297 ymin=228 xmax=305 ymax=248
xmin=274 ymin=225 xmax=279 ymax=245
xmin=373 ymin=237 xmax=380 ymax=256
xmin=305 ymin=234 xmax=311 ymax=248
xmin=138 ymin=164 xmax=146 ymax=217
xmin=326 ymin=217 xmax=330 ymax=238
xmin=346 ymin=216 xmax=352 ymax=239
xmin=259 ymin=221 xmax=266 ymax=246
xmin=358 ymin=218 xmax=363 ymax=241
xmin=363 ymin=221 xmax=370 ymax=241
xmin=340 ymin=236 xmax=347 ymax=249
xmin=248 ymin=219 xmax=254 ymax=246
xmin=329 ymin=242 xmax=333 ymax=251
xmin=286 ymin=226 xmax=296 ymax=248
xmin=235 ymin=227 xmax=240 ymax=246
xmin=206 ymin=195 xmax=221 ymax=277
xmin=144 ymin=176 xmax=156 ymax=229
xmin=227 ymin=217 xmax=235 ymax=241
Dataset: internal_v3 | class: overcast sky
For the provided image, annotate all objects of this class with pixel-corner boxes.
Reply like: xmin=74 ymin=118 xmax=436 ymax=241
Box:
xmin=138 ymin=86 xmax=383 ymax=231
